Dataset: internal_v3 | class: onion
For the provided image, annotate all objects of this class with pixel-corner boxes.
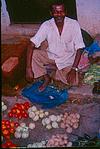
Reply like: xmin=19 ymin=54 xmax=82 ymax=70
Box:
xmin=2 ymin=105 xmax=7 ymax=111
xmin=2 ymin=101 xmax=4 ymax=106
xmin=20 ymin=123 xmax=26 ymax=127
xmin=66 ymin=127 xmax=72 ymax=133
xmin=39 ymin=113 xmax=44 ymax=118
xmin=42 ymin=119 xmax=46 ymax=126
xmin=33 ymin=115 xmax=39 ymax=121
xmin=14 ymin=131 xmax=21 ymax=138
xmin=16 ymin=126 xmax=23 ymax=132
xmin=44 ymin=118 xmax=51 ymax=124
xmin=35 ymin=111 xmax=40 ymax=115
xmin=52 ymin=122 xmax=59 ymax=128
xmin=29 ymin=123 xmax=35 ymax=129
xmin=44 ymin=111 xmax=49 ymax=116
xmin=29 ymin=112 xmax=35 ymax=118
xmin=67 ymin=142 xmax=72 ymax=147
xmin=73 ymin=123 xmax=78 ymax=129
xmin=22 ymin=132 xmax=29 ymax=138
xmin=50 ymin=115 xmax=57 ymax=121
xmin=46 ymin=124 xmax=52 ymax=129
xmin=31 ymin=106 xmax=37 ymax=111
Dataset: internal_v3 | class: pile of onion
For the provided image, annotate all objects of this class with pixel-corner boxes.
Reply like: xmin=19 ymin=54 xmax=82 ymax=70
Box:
xmin=2 ymin=101 xmax=7 ymax=112
xmin=46 ymin=134 xmax=72 ymax=147
xmin=28 ymin=105 xmax=49 ymax=121
xmin=14 ymin=122 xmax=29 ymax=139
xmin=27 ymin=140 xmax=47 ymax=148
xmin=60 ymin=112 xmax=80 ymax=133
xmin=42 ymin=114 xmax=62 ymax=129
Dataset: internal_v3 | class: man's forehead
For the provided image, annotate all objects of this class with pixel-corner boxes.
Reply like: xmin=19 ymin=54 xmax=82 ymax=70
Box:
xmin=52 ymin=4 xmax=64 ymax=10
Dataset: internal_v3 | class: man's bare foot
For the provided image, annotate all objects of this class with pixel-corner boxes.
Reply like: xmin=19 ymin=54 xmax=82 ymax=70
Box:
xmin=38 ymin=74 xmax=51 ymax=92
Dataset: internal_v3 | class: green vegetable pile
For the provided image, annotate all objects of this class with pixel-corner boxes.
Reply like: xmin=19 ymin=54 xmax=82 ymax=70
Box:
xmin=84 ymin=64 xmax=100 ymax=85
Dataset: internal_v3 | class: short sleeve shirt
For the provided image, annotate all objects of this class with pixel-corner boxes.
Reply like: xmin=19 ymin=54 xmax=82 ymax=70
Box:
xmin=30 ymin=17 xmax=85 ymax=70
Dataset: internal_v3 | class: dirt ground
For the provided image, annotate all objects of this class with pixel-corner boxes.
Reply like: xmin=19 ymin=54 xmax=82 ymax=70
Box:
xmin=2 ymin=89 xmax=100 ymax=147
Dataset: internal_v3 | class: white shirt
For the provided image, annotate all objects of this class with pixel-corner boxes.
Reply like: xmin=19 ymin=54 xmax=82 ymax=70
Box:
xmin=30 ymin=17 xmax=85 ymax=70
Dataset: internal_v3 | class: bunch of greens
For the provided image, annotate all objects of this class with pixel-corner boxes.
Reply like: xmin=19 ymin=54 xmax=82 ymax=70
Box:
xmin=84 ymin=64 xmax=100 ymax=85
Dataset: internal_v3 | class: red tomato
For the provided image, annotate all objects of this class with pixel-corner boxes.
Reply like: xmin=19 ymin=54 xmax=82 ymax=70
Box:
xmin=6 ymin=124 xmax=11 ymax=129
xmin=15 ymin=122 xmax=19 ymax=127
xmin=25 ymin=101 xmax=30 ymax=105
xmin=6 ymin=141 xmax=12 ymax=146
xmin=2 ymin=125 xmax=6 ymax=130
xmin=2 ymin=120 xmax=6 ymax=125
xmin=2 ymin=144 xmax=8 ymax=148
xmin=23 ymin=113 xmax=28 ymax=118
xmin=10 ymin=128 xmax=15 ymax=134
xmin=10 ymin=122 xmax=15 ymax=128
xmin=5 ymin=120 xmax=10 ymax=125
xmin=8 ymin=112 xmax=13 ymax=118
xmin=20 ymin=104 xmax=25 ymax=110
xmin=14 ymin=103 xmax=20 ymax=108
xmin=16 ymin=109 xmax=21 ymax=114
xmin=3 ymin=129 xmax=10 ymax=136
xmin=11 ymin=108 xmax=17 ymax=114
xmin=17 ymin=114 xmax=22 ymax=119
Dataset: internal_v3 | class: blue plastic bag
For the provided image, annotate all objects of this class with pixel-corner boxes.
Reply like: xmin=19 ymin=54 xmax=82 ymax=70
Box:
xmin=85 ymin=41 xmax=100 ymax=56
xmin=21 ymin=81 xmax=69 ymax=109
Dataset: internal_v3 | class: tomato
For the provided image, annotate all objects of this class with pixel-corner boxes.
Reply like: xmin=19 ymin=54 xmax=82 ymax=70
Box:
xmin=10 ymin=122 xmax=15 ymax=128
xmin=2 ymin=125 xmax=6 ymax=130
xmin=2 ymin=144 xmax=8 ymax=148
xmin=24 ymin=102 xmax=30 ymax=106
xmin=20 ymin=104 xmax=25 ymax=110
xmin=14 ymin=103 xmax=20 ymax=108
xmin=5 ymin=120 xmax=10 ymax=125
xmin=3 ymin=129 xmax=10 ymax=136
xmin=2 ymin=120 xmax=6 ymax=125
xmin=17 ymin=114 xmax=22 ymax=119
xmin=16 ymin=109 xmax=21 ymax=114
xmin=6 ymin=124 xmax=11 ymax=129
xmin=10 ymin=128 xmax=15 ymax=134
xmin=11 ymin=108 xmax=17 ymax=114
xmin=23 ymin=113 xmax=28 ymax=118
xmin=6 ymin=141 xmax=12 ymax=146
xmin=15 ymin=122 xmax=19 ymax=127
xmin=8 ymin=112 xmax=13 ymax=118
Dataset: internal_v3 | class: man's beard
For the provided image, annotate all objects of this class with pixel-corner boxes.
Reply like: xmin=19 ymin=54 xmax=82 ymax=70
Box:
xmin=55 ymin=17 xmax=64 ymax=23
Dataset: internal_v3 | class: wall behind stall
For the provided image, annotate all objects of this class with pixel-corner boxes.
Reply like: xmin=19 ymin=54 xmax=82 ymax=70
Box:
xmin=76 ymin=0 xmax=100 ymax=37
xmin=1 ymin=0 xmax=100 ymax=37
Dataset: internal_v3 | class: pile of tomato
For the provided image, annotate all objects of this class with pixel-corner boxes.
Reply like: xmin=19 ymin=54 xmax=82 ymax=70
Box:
xmin=8 ymin=102 xmax=30 ymax=119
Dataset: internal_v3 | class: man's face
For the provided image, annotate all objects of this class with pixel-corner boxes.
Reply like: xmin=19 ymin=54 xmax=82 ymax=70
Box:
xmin=51 ymin=4 xmax=66 ymax=23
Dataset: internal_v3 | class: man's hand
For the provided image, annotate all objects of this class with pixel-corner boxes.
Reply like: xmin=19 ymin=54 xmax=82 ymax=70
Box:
xmin=66 ymin=69 xmax=77 ymax=85
xmin=26 ymin=67 xmax=34 ymax=82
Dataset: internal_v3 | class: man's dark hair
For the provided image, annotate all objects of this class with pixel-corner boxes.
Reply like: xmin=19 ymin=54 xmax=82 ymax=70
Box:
xmin=49 ymin=0 xmax=66 ymax=11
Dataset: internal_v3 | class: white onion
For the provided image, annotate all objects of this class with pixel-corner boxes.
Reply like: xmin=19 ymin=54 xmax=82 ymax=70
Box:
xmin=20 ymin=123 xmax=26 ymax=127
xmin=50 ymin=115 xmax=57 ymax=121
xmin=44 ymin=111 xmax=49 ymax=116
xmin=22 ymin=132 xmax=29 ymax=138
xmin=44 ymin=118 xmax=51 ymax=124
xmin=14 ymin=131 xmax=21 ymax=138
xmin=2 ymin=105 xmax=7 ymax=111
xmin=67 ymin=142 xmax=72 ymax=147
xmin=33 ymin=115 xmax=39 ymax=121
xmin=46 ymin=124 xmax=52 ymax=129
xmin=31 ymin=106 xmax=37 ymax=111
xmin=29 ymin=123 xmax=35 ymax=129
xmin=52 ymin=122 xmax=59 ymax=128
xmin=29 ymin=112 xmax=35 ymax=118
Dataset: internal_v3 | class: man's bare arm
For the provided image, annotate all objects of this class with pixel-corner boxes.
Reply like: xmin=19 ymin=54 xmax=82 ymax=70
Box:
xmin=26 ymin=41 xmax=35 ymax=82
